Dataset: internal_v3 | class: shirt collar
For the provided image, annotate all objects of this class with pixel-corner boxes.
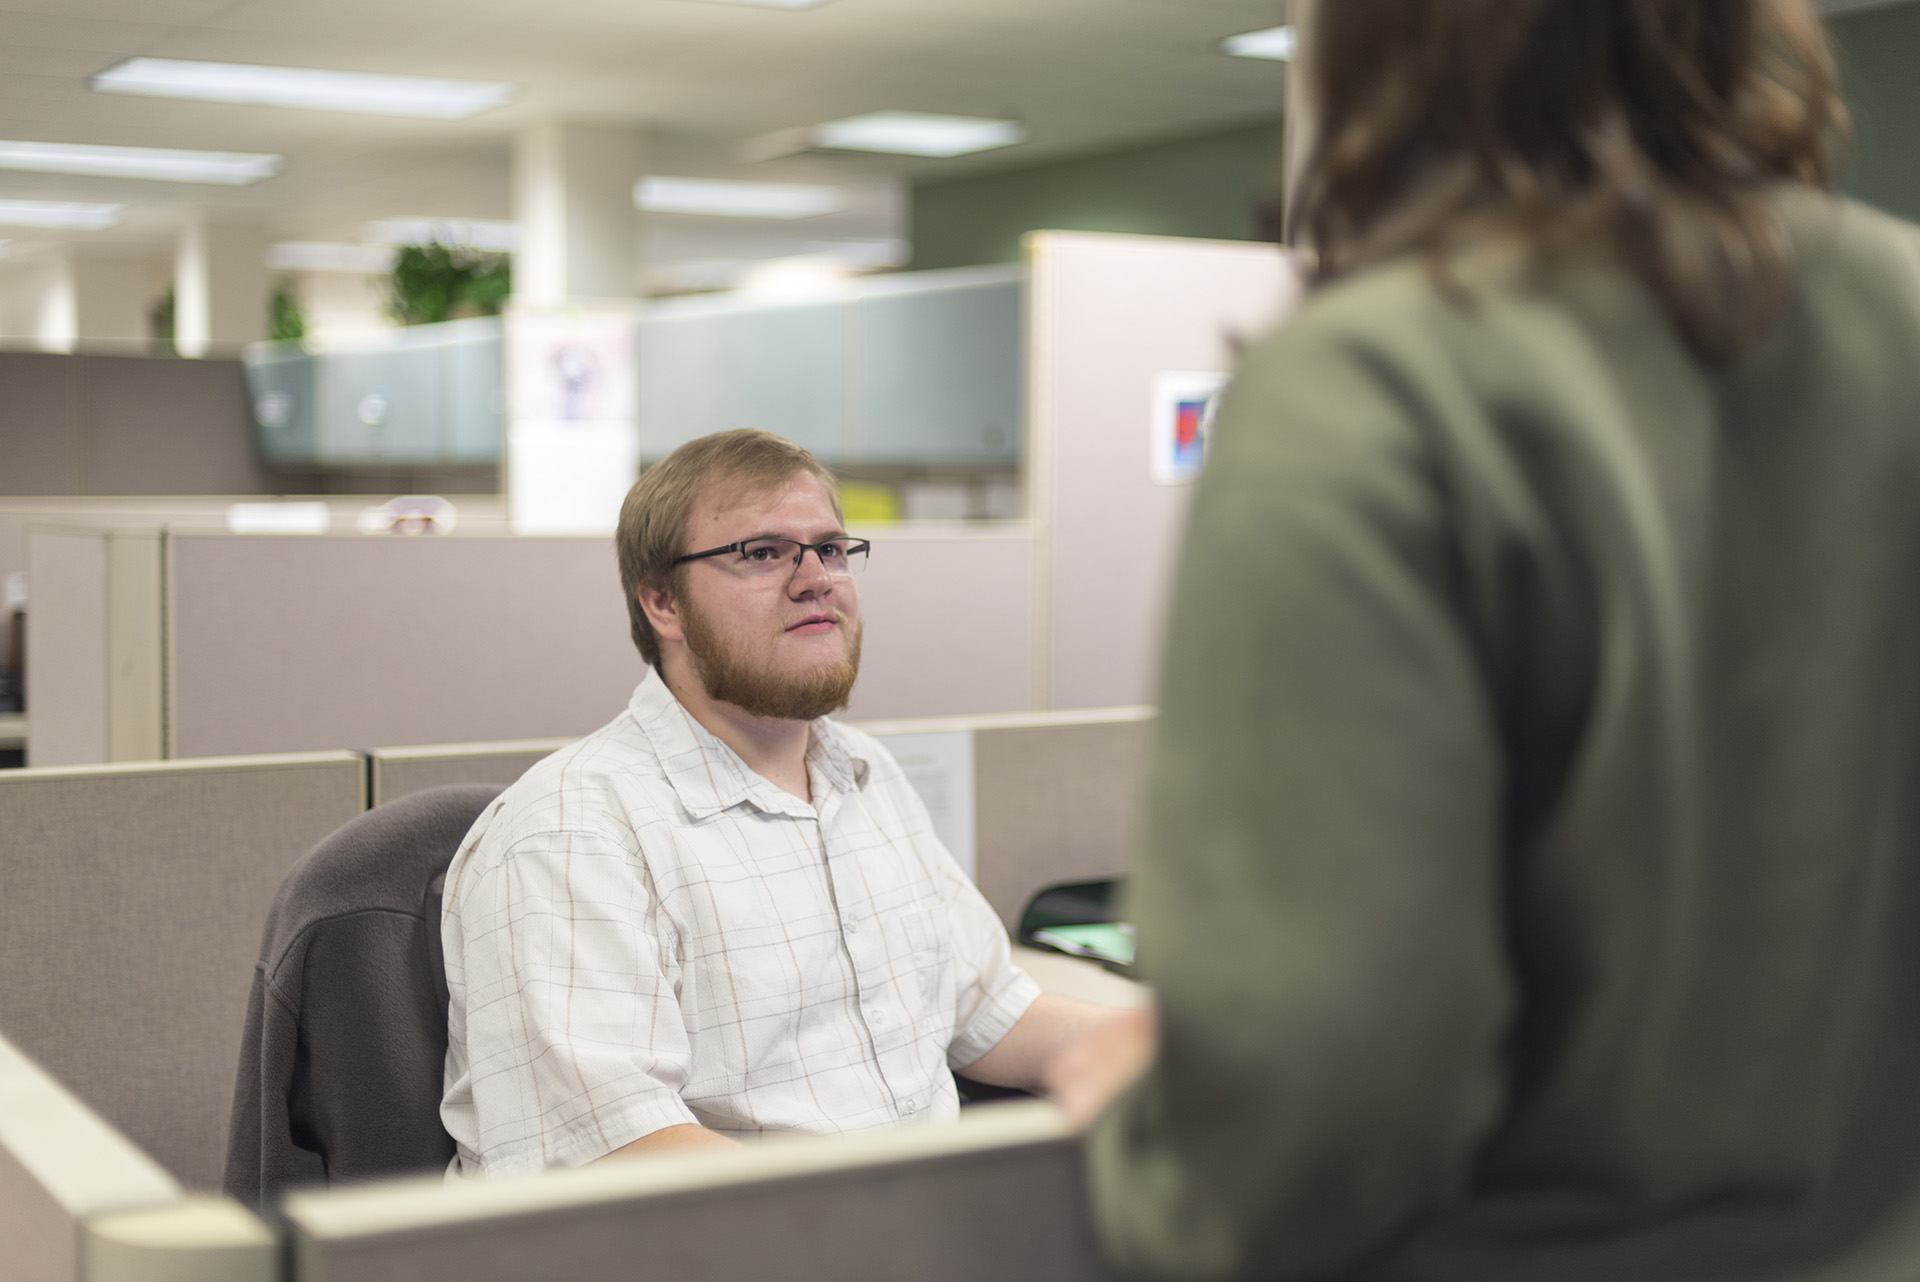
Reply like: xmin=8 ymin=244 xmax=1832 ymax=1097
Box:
xmin=628 ymin=666 xmax=871 ymax=820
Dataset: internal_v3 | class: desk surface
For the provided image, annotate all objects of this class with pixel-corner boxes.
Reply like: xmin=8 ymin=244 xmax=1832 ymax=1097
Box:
xmin=1013 ymin=945 xmax=1147 ymax=1008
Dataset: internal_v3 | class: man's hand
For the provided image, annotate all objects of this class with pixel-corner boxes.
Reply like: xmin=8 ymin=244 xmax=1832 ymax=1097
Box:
xmin=1042 ymin=1004 xmax=1157 ymax=1131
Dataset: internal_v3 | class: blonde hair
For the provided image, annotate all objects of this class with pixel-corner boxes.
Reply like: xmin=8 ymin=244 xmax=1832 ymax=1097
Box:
xmin=615 ymin=430 xmax=843 ymax=666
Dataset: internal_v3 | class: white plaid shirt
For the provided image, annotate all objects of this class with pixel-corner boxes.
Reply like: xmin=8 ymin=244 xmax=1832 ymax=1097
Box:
xmin=440 ymin=667 xmax=1041 ymax=1178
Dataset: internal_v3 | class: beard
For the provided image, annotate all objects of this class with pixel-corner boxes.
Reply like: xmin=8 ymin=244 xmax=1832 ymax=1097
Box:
xmin=680 ymin=597 xmax=863 ymax=721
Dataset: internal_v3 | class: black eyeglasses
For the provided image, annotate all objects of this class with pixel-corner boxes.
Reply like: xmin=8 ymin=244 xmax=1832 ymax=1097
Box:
xmin=672 ymin=536 xmax=872 ymax=579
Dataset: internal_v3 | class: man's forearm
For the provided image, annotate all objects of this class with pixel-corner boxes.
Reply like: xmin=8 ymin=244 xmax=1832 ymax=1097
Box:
xmin=602 ymin=1123 xmax=739 ymax=1160
xmin=959 ymin=993 xmax=1136 ymax=1091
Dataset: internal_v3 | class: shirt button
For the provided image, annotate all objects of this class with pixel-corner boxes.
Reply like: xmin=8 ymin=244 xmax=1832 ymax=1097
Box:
xmin=844 ymin=917 xmax=860 ymax=934
xmin=869 ymin=1007 xmax=886 ymax=1025
xmin=902 ymin=1099 xmax=918 ymax=1114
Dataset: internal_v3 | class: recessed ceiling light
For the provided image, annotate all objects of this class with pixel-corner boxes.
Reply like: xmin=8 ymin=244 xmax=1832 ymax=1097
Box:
xmin=267 ymin=242 xmax=398 ymax=273
xmin=92 ymin=58 xmax=515 ymax=120
xmin=0 ymin=139 xmax=279 ymax=185
xmin=811 ymin=113 xmax=1026 ymax=159
xmin=0 ymin=200 xmax=123 ymax=229
xmin=368 ymin=218 xmax=518 ymax=252
xmin=1224 ymin=25 xmax=1297 ymax=61
xmin=636 ymin=176 xmax=846 ymax=219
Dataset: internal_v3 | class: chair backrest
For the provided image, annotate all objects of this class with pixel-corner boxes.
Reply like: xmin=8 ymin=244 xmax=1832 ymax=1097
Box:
xmin=224 ymin=783 xmax=503 ymax=1208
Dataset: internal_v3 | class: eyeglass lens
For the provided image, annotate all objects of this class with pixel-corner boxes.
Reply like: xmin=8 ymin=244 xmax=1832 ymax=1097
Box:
xmin=738 ymin=538 xmax=868 ymax=576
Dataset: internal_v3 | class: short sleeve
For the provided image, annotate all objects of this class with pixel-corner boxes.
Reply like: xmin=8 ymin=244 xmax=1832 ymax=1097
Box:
xmin=443 ymin=826 xmax=700 ymax=1176
xmin=943 ymin=863 xmax=1042 ymax=1069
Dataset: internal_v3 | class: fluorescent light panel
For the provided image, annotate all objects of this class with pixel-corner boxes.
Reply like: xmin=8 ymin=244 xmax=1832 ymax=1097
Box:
xmin=0 ymin=200 xmax=123 ymax=229
xmin=1225 ymin=25 xmax=1297 ymax=61
xmin=0 ymin=139 xmax=279 ymax=185
xmin=637 ymin=176 xmax=846 ymax=219
xmin=92 ymin=58 xmax=514 ymax=120
xmin=368 ymin=218 xmax=517 ymax=252
xmin=812 ymin=112 xmax=1025 ymax=158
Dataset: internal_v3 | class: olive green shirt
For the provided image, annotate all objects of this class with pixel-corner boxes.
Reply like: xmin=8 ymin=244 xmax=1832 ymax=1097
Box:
xmin=1090 ymin=190 xmax=1920 ymax=1281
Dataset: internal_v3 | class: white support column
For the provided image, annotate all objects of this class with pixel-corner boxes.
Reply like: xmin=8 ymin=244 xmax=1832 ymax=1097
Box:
xmin=511 ymin=120 xmax=645 ymax=304
xmin=505 ymin=120 xmax=647 ymax=535
xmin=175 ymin=215 xmax=269 ymax=357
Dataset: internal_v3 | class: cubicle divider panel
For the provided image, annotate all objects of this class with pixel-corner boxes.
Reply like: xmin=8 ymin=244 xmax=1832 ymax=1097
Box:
xmin=368 ymin=739 xmax=570 ymax=807
xmin=840 ymin=526 xmax=1036 ymax=722
xmin=167 ymin=534 xmax=647 ymax=759
xmin=0 ymin=1031 xmax=183 ymax=1282
xmin=284 ymin=1102 xmax=1119 ymax=1282
xmin=24 ymin=528 xmax=109 ymax=768
xmin=972 ymin=713 xmax=1153 ymax=932
xmin=0 ymin=752 xmax=366 ymax=1192
xmin=1025 ymin=232 xmax=1301 ymax=712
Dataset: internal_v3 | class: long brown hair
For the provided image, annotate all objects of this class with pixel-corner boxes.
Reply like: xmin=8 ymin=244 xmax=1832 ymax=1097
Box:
xmin=1291 ymin=0 xmax=1846 ymax=364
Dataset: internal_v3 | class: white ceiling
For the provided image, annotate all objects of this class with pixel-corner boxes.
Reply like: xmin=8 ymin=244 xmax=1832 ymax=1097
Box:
xmin=0 ymin=0 xmax=1289 ymax=251
xmin=0 ymin=0 xmax=1892 ymax=261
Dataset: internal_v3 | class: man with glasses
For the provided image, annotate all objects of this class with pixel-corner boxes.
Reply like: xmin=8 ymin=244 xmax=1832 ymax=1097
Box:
xmin=440 ymin=429 xmax=1115 ymax=1176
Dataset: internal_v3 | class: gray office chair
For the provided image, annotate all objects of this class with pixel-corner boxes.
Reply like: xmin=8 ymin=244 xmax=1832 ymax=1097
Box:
xmin=223 ymin=782 xmax=502 ymax=1208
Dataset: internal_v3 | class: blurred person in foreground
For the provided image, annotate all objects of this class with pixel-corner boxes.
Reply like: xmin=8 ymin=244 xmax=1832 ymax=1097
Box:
xmin=1046 ymin=2 xmax=1920 ymax=1279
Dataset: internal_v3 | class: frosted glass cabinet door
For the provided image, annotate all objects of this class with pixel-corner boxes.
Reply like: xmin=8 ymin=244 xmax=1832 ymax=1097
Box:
xmin=316 ymin=346 xmax=442 ymax=464
xmin=440 ymin=326 xmax=505 ymax=464
xmin=859 ymin=280 xmax=1022 ymax=466
xmin=637 ymin=302 xmax=845 ymax=462
xmin=243 ymin=344 xmax=318 ymax=465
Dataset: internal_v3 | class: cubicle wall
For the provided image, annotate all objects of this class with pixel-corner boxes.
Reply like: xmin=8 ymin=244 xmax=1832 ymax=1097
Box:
xmin=281 ymin=1102 xmax=1116 ymax=1282
xmin=1026 ymin=231 xmax=1299 ymax=710
xmin=153 ymin=526 xmax=1034 ymax=761
xmin=0 ymin=753 xmax=366 ymax=1191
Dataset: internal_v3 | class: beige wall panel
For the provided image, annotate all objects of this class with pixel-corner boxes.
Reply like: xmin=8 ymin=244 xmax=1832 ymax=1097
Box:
xmin=106 ymin=530 xmax=164 ymax=763
xmin=170 ymin=530 xmax=1034 ymax=760
xmin=368 ymin=740 xmax=568 ymax=807
xmin=843 ymin=530 xmax=1035 ymax=722
xmin=973 ymin=717 xmax=1151 ymax=931
xmin=0 ymin=753 xmax=366 ymax=1190
xmin=25 ymin=527 xmax=108 ymax=766
xmin=1028 ymin=233 xmax=1299 ymax=711
xmin=168 ymin=535 xmax=646 ymax=758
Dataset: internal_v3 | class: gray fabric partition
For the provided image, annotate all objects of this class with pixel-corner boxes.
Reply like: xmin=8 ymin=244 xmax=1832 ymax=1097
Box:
xmin=973 ymin=716 xmax=1151 ymax=931
xmin=367 ymin=740 xmax=568 ymax=808
xmin=0 ymin=753 xmax=366 ymax=1192
xmin=284 ymin=1103 xmax=1119 ymax=1282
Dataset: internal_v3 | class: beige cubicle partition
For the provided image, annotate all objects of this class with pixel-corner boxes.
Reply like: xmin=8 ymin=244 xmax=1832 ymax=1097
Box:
xmin=0 ymin=752 xmax=366 ymax=1191
xmin=367 ymin=737 xmax=569 ymax=807
xmin=162 ymin=527 xmax=1036 ymax=763
xmin=282 ymin=1101 xmax=1118 ymax=1282
xmin=1025 ymin=231 xmax=1301 ymax=711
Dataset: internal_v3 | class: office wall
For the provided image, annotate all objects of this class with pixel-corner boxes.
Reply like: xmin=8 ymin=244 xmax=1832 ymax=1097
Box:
xmin=910 ymin=117 xmax=1286 ymax=271
xmin=1830 ymin=1 xmax=1920 ymax=225
xmin=0 ymin=352 xmax=275 ymax=497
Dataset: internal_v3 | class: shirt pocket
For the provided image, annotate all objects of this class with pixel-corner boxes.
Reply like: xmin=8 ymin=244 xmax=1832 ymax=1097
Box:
xmin=897 ymin=905 xmax=947 ymax=1005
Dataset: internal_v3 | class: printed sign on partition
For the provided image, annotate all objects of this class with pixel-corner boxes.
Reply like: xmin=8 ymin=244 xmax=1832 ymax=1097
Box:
xmin=874 ymin=729 xmax=977 ymax=880
xmin=506 ymin=304 xmax=641 ymax=535
xmin=1149 ymin=371 xmax=1230 ymax=485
